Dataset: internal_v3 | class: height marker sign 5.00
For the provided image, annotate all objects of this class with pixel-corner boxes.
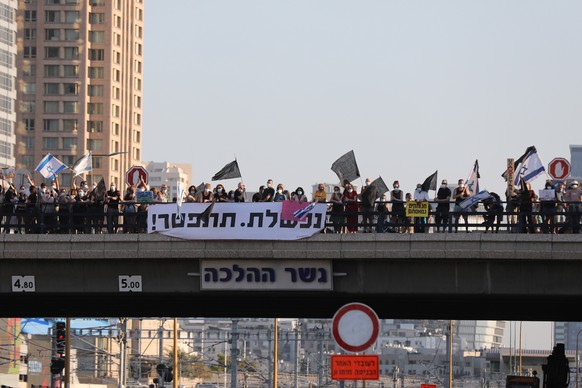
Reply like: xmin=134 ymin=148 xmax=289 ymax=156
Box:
xmin=332 ymin=302 xmax=379 ymax=353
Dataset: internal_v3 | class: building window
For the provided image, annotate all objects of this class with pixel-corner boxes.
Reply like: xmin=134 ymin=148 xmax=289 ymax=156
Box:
xmin=63 ymin=101 xmax=78 ymax=113
xmin=25 ymin=28 xmax=36 ymax=40
xmin=63 ymin=83 xmax=78 ymax=95
xmin=112 ymin=158 xmax=119 ymax=171
xmin=24 ymin=118 xmax=35 ymax=131
xmin=112 ymin=104 xmax=120 ymax=117
xmin=62 ymin=119 xmax=77 ymax=132
xmin=87 ymin=139 xmax=102 ymax=151
xmin=93 ymin=157 xmax=102 ymax=168
xmin=46 ymin=0 xmax=60 ymax=4
xmin=90 ymin=0 xmax=105 ymax=6
xmin=42 ymin=137 xmax=59 ymax=150
xmin=0 ymin=72 xmax=12 ymax=91
xmin=65 ymin=0 xmax=80 ymax=4
xmin=64 ymin=11 xmax=80 ymax=23
xmin=114 ymin=33 xmax=120 ymax=46
xmin=115 ymin=15 xmax=121 ymax=28
xmin=44 ymin=65 xmax=59 ymax=77
xmin=22 ymin=82 xmax=35 ymax=94
xmin=88 ymin=49 xmax=104 ymax=61
xmin=24 ymin=47 xmax=36 ymax=59
xmin=114 ymin=51 xmax=121 ymax=64
xmin=45 ymin=11 xmax=60 ymax=23
xmin=0 ymin=4 xmax=14 ymax=23
xmin=21 ymin=101 xmax=35 ymax=113
xmin=134 ymin=95 xmax=141 ymax=108
xmin=0 ymin=95 xmax=11 ymax=113
xmin=44 ymin=83 xmax=59 ymax=95
xmin=135 ymin=25 xmax=142 ymax=38
xmin=24 ymin=11 xmax=37 ymax=22
xmin=135 ymin=43 xmax=142 ymax=56
xmin=45 ymin=46 xmax=60 ymax=59
xmin=45 ymin=28 xmax=59 ymax=41
xmin=0 ymin=48 xmax=13 ymax=68
xmin=22 ymin=136 xmax=35 ymax=150
xmin=87 ymin=102 xmax=102 ymax=114
xmin=44 ymin=101 xmax=60 ymax=113
xmin=0 ymin=26 xmax=13 ymax=45
xmin=136 ymin=7 xmax=143 ymax=21
xmin=43 ymin=119 xmax=58 ymax=132
xmin=113 ymin=69 xmax=120 ymax=82
xmin=134 ymin=77 xmax=142 ymax=91
xmin=64 ymin=29 xmax=79 ymax=41
xmin=134 ymin=130 xmax=141 ymax=143
xmin=89 ymin=31 xmax=104 ymax=43
xmin=23 ymin=64 xmax=36 ymax=77
xmin=88 ymin=67 xmax=103 ymax=79
xmin=88 ymin=85 xmax=103 ymax=96
xmin=64 ymin=47 xmax=78 ymax=60
xmin=63 ymin=65 xmax=78 ymax=77
xmin=62 ymin=137 xmax=77 ymax=150
xmin=112 ymin=122 xmax=119 ymax=135
xmin=112 ymin=86 xmax=120 ymax=99
xmin=87 ymin=120 xmax=102 ymax=133
xmin=89 ymin=13 xmax=105 ymax=24
xmin=134 ymin=113 xmax=141 ymax=125
xmin=133 ymin=147 xmax=140 ymax=161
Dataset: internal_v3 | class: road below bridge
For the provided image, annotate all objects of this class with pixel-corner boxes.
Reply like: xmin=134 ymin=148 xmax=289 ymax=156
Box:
xmin=1 ymin=233 xmax=581 ymax=320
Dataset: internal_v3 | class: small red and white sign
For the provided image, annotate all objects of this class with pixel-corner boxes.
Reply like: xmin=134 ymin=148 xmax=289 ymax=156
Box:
xmin=548 ymin=158 xmax=571 ymax=180
xmin=126 ymin=165 xmax=148 ymax=187
xmin=332 ymin=303 xmax=379 ymax=353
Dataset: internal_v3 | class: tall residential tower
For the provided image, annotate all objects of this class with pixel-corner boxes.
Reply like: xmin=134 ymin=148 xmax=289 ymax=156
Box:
xmin=0 ymin=0 xmax=17 ymax=169
xmin=16 ymin=0 xmax=143 ymax=187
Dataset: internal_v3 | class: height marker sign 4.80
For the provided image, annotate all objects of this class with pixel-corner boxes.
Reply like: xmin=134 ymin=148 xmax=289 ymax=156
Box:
xmin=332 ymin=302 xmax=379 ymax=353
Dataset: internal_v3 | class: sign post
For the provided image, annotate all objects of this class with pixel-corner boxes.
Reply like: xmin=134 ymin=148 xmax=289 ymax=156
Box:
xmin=331 ymin=303 xmax=380 ymax=383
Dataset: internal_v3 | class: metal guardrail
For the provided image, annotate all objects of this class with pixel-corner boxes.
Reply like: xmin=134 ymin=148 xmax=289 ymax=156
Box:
xmin=0 ymin=200 xmax=579 ymax=235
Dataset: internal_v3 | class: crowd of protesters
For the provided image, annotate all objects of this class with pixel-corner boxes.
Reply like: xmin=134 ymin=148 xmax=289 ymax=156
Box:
xmin=0 ymin=174 xmax=581 ymax=235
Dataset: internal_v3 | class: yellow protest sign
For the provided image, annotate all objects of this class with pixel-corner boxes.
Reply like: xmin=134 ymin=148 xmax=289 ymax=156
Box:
xmin=406 ymin=201 xmax=429 ymax=217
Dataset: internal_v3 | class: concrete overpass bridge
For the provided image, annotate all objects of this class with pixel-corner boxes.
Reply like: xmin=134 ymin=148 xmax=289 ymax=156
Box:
xmin=1 ymin=233 xmax=581 ymax=320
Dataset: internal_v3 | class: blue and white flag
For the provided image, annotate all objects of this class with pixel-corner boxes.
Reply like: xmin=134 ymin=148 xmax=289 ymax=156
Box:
xmin=513 ymin=147 xmax=546 ymax=186
xmin=72 ymin=152 xmax=92 ymax=176
xmin=466 ymin=160 xmax=480 ymax=196
xmin=293 ymin=202 xmax=318 ymax=221
xmin=35 ymin=153 xmax=68 ymax=179
xmin=459 ymin=190 xmax=492 ymax=210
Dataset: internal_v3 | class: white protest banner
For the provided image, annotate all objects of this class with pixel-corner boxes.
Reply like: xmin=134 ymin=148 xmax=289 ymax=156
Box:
xmin=148 ymin=202 xmax=327 ymax=240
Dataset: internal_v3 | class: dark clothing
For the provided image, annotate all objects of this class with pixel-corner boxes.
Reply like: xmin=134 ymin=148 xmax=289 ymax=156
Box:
xmin=435 ymin=187 xmax=451 ymax=232
xmin=106 ymin=189 xmax=121 ymax=233
xmin=234 ymin=189 xmax=245 ymax=202
xmin=252 ymin=192 xmax=263 ymax=202
xmin=262 ymin=187 xmax=275 ymax=202
xmin=518 ymin=189 xmax=536 ymax=233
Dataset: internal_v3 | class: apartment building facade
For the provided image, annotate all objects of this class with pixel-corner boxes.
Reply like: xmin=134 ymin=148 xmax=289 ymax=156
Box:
xmin=16 ymin=0 xmax=143 ymax=187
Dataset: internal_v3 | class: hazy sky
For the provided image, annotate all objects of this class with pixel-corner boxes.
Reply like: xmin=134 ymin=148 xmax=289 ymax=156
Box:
xmin=142 ymin=1 xmax=581 ymax=349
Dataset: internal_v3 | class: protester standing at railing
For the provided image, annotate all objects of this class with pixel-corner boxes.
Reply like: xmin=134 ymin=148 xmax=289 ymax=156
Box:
xmin=434 ymin=179 xmax=451 ymax=233
xmin=329 ymin=186 xmax=344 ymax=233
xmin=234 ymin=182 xmax=246 ymax=202
xmin=2 ymin=181 xmax=17 ymax=234
xmin=453 ymin=179 xmax=471 ymax=233
xmin=565 ymin=181 xmax=582 ymax=234
xmin=376 ymin=193 xmax=390 ymax=233
xmin=185 ymin=185 xmax=198 ymax=203
xmin=273 ymin=184 xmax=287 ymax=202
xmin=24 ymin=184 xmax=38 ymax=234
xmin=390 ymin=181 xmax=406 ymax=233
xmin=123 ymin=186 xmax=137 ymax=233
xmin=106 ymin=183 xmax=121 ymax=234
xmin=555 ymin=183 xmax=566 ymax=233
xmin=360 ymin=178 xmax=377 ymax=233
xmin=413 ymin=183 xmax=430 ymax=233
xmin=482 ymin=192 xmax=504 ymax=233
xmin=342 ymin=183 xmax=358 ymax=233
xmin=540 ymin=181 xmax=558 ymax=234
xmin=313 ymin=183 xmax=327 ymax=203
xmin=518 ymin=182 xmax=537 ymax=233
xmin=15 ymin=185 xmax=27 ymax=234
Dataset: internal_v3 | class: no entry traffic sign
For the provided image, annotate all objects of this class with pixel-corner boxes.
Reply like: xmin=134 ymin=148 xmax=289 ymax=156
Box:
xmin=332 ymin=303 xmax=379 ymax=353
xmin=126 ymin=165 xmax=148 ymax=187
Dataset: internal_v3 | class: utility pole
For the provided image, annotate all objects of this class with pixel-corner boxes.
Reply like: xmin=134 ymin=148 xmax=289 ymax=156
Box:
xmin=51 ymin=323 xmax=57 ymax=388
xmin=65 ymin=317 xmax=71 ymax=388
xmin=174 ymin=318 xmax=178 ymax=388
xmin=294 ymin=321 xmax=299 ymax=388
xmin=318 ymin=327 xmax=324 ymax=388
xmin=267 ymin=329 xmax=272 ymax=388
xmin=118 ymin=318 xmax=127 ymax=388
xmin=158 ymin=322 xmax=165 ymax=388
xmin=230 ymin=319 xmax=239 ymax=388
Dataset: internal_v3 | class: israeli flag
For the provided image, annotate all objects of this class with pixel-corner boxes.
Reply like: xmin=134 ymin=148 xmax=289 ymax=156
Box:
xmin=459 ymin=190 xmax=492 ymax=211
xmin=293 ymin=202 xmax=318 ymax=220
xmin=35 ymin=153 xmax=68 ymax=180
xmin=513 ymin=148 xmax=546 ymax=186
xmin=72 ymin=152 xmax=92 ymax=176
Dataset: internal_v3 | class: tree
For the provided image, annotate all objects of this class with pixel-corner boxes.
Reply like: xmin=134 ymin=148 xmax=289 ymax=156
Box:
xmin=165 ymin=346 xmax=212 ymax=380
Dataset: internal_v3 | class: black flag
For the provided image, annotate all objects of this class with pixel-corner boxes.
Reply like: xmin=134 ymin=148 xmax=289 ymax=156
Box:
xmin=370 ymin=176 xmax=389 ymax=199
xmin=421 ymin=171 xmax=438 ymax=192
xmin=331 ymin=150 xmax=360 ymax=183
xmin=199 ymin=200 xmax=215 ymax=224
xmin=212 ymin=160 xmax=241 ymax=181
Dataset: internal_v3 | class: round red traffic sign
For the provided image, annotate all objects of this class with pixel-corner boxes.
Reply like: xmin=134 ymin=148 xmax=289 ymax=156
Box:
xmin=332 ymin=303 xmax=379 ymax=353
xmin=548 ymin=158 xmax=571 ymax=180
xmin=126 ymin=165 xmax=148 ymax=187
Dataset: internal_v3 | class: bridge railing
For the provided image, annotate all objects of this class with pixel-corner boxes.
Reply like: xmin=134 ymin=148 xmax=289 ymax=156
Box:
xmin=0 ymin=200 xmax=579 ymax=235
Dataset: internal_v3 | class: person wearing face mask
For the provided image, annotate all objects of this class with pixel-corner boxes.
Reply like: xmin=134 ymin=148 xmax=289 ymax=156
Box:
xmin=199 ymin=183 xmax=214 ymax=203
xmin=234 ymin=182 xmax=246 ymax=202
xmin=185 ymin=185 xmax=198 ymax=203
xmin=313 ymin=183 xmax=327 ymax=203
xmin=15 ymin=185 xmax=28 ymax=233
xmin=342 ymin=183 xmax=358 ymax=233
xmin=159 ymin=184 xmax=169 ymax=203
xmin=122 ymin=186 xmax=137 ymax=233
xmin=330 ymin=186 xmax=344 ymax=233
xmin=360 ymin=178 xmax=377 ymax=233
xmin=390 ymin=180 xmax=406 ymax=233
xmin=539 ymin=180 xmax=557 ymax=234
xmin=273 ymin=184 xmax=287 ymax=202
xmin=413 ymin=184 xmax=430 ymax=233
xmin=453 ymin=179 xmax=471 ymax=232
xmin=262 ymin=179 xmax=275 ymax=202
xmin=554 ymin=183 xmax=566 ymax=232
xmin=106 ymin=182 xmax=121 ymax=234
xmin=214 ymin=184 xmax=228 ymax=202
xmin=292 ymin=187 xmax=308 ymax=203
xmin=565 ymin=180 xmax=582 ymax=234
xmin=434 ymin=180 xmax=452 ymax=233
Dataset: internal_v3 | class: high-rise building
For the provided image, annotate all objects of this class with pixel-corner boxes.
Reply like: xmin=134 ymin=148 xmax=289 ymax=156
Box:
xmin=0 ymin=0 xmax=17 ymax=169
xmin=15 ymin=0 xmax=143 ymax=188
xmin=553 ymin=322 xmax=582 ymax=351
xmin=456 ymin=320 xmax=505 ymax=350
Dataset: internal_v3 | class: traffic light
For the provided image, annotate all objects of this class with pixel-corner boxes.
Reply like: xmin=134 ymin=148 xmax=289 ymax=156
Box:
xmin=55 ymin=322 xmax=66 ymax=358
xmin=50 ymin=357 xmax=65 ymax=374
